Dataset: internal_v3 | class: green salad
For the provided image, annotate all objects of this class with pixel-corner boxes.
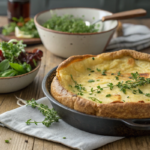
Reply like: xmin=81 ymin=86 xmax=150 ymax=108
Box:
xmin=43 ymin=14 xmax=99 ymax=33
xmin=0 ymin=39 xmax=43 ymax=77
xmin=2 ymin=17 xmax=39 ymax=38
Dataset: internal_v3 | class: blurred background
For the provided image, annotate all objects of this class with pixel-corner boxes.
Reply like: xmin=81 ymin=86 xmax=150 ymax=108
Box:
xmin=0 ymin=0 xmax=150 ymax=18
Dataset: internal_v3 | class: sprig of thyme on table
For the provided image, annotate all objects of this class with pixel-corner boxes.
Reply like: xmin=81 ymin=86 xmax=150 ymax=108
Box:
xmin=26 ymin=99 xmax=60 ymax=127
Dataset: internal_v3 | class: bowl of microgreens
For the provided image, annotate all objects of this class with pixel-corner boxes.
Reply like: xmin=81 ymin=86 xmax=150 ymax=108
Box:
xmin=0 ymin=39 xmax=43 ymax=93
xmin=0 ymin=17 xmax=41 ymax=45
xmin=34 ymin=8 xmax=118 ymax=58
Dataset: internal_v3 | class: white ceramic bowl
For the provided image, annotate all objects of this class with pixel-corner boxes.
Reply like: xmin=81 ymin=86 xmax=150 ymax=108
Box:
xmin=0 ymin=62 xmax=41 ymax=93
xmin=34 ymin=8 xmax=118 ymax=58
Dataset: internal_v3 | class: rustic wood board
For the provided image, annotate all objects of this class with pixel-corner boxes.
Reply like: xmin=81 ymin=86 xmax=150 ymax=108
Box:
xmin=0 ymin=16 xmax=150 ymax=150
xmin=0 ymin=26 xmax=42 ymax=45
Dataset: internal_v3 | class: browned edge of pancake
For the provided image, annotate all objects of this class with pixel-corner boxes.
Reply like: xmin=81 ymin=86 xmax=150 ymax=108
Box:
xmin=51 ymin=50 xmax=150 ymax=119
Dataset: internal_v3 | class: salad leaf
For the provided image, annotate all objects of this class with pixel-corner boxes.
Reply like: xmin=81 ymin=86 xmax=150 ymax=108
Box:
xmin=2 ymin=22 xmax=16 ymax=35
xmin=0 ymin=59 xmax=10 ymax=72
xmin=43 ymin=13 xmax=98 ymax=33
xmin=2 ymin=17 xmax=39 ymax=38
xmin=0 ymin=40 xmax=26 ymax=62
xmin=0 ymin=69 xmax=18 ymax=77
xmin=22 ymin=62 xmax=32 ymax=72
xmin=9 ymin=62 xmax=26 ymax=73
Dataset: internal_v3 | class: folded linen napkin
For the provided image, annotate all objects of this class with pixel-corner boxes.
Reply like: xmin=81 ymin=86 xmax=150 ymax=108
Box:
xmin=107 ymin=23 xmax=150 ymax=51
xmin=0 ymin=97 xmax=123 ymax=150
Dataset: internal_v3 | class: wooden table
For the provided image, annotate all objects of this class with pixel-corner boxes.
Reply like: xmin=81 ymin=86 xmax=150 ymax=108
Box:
xmin=0 ymin=16 xmax=150 ymax=150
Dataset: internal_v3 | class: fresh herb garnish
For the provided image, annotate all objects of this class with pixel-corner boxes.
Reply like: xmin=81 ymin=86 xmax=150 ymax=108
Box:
xmin=88 ymin=79 xmax=95 ymax=83
xmin=122 ymin=100 xmax=125 ymax=102
xmin=145 ymin=93 xmax=150 ymax=97
xmin=70 ymin=74 xmax=86 ymax=95
xmin=106 ymin=94 xmax=111 ymax=97
xmin=138 ymin=89 xmax=143 ymax=94
xmin=115 ymin=76 xmax=119 ymax=80
xmin=97 ymin=86 xmax=103 ymax=91
xmin=117 ymin=71 xmax=121 ymax=76
xmin=127 ymin=96 xmax=129 ymax=98
xmin=111 ymin=73 xmax=114 ymax=75
xmin=97 ymin=68 xmax=101 ymax=72
xmin=89 ymin=97 xmax=102 ymax=103
xmin=5 ymin=140 xmax=9 ymax=143
xmin=102 ymin=70 xmax=106 ymax=75
xmin=132 ymin=90 xmax=137 ymax=94
xmin=92 ymin=57 xmax=95 ymax=60
xmin=107 ymin=83 xmax=114 ymax=90
xmin=63 ymin=137 xmax=66 ymax=139
xmin=116 ymin=72 xmax=150 ymax=94
xmin=26 ymin=99 xmax=60 ymax=127
xmin=43 ymin=14 xmax=99 ymax=33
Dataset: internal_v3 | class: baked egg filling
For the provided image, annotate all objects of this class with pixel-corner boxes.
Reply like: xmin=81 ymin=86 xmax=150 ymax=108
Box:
xmin=58 ymin=56 xmax=150 ymax=104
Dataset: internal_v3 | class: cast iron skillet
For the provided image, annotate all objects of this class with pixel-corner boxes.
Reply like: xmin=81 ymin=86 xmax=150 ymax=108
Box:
xmin=42 ymin=66 xmax=150 ymax=136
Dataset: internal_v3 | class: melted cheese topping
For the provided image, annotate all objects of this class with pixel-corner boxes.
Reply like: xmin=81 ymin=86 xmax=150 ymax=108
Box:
xmin=59 ymin=56 xmax=150 ymax=104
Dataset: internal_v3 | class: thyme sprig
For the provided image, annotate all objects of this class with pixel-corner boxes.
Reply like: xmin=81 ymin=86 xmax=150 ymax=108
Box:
xmin=116 ymin=72 xmax=150 ymax=95
xmin=26 ymin=99 xmax=60 ymax=127
xmin=70 ymin=74 xmax=86 ymax=95
xmin=89 ymin=97 xmax=102 ymax=103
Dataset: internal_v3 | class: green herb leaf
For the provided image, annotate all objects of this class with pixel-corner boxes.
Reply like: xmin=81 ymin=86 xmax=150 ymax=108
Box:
xmin=0 ymin=69 xmax=18 ymax=77
xmin=115 ymin=76 xmax=119 ymax=80
xmin=107 ymin=83 xmax=114 ymax=90
xmin=132 ymin=90 xmax=137 ymax=94
xmin=9 ymin=62 xmax=26 ymax=73
xmin=26 ymin=98 xmax=60 ymax=127
xmin=118 ymin=71 xmax=121 ymax=76
xmin=5 ymin=140 xmax=9 ymax=143
xmin=89 ymin=97 xmax=102 ymax=103
xmin=96 ymin=68 xmax=101 ymax=72
xmin=145 ymin=93 xmax=150 ymax=97
xmin=92 ymin=57 xmax=95 ymax=60
xmin=43 ymin=14 xmax=99 ymax=33
xmin=106 ymin=94 xmax=111 ymax=97
xmin=102 ymin=70 xmax=106 ymax=75
xmin=0 ymin=59 xmax=10 ymax=72
xmin=88 ymin=79 xmax=95 ymax=83
xmin=0 ymin=40 xmax=26 ymax=62
xmin=22 ymin=62 xmax=32 ymax=72
xmin=138 ymin=89 xmax=143 ymax=94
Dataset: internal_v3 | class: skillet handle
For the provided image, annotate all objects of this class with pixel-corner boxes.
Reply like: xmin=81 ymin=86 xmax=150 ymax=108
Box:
xmin=122 ymin=119 xmax=150 ymax=130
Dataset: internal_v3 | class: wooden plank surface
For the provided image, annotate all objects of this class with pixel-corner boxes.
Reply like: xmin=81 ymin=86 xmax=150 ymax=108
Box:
xmin=0 ymin=16 xmax=150 ymax=150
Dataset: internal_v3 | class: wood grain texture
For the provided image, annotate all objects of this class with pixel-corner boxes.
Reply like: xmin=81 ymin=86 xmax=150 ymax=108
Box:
xmin=0 ymin=16 xmax=150 ymax=150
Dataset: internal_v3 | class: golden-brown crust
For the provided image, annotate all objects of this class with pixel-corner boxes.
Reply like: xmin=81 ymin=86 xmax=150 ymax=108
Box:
xmin=51 ymin=50 xmax=150 ymax=119
xmin=51 ymin=76 xmax=150 ymax=119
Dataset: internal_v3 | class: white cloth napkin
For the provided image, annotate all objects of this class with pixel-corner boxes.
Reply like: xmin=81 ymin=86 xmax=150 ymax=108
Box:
xmin=0 ymin=97 xmax=123 ymax=150
xmin=107 ymin=23 xmax=150 ymax=51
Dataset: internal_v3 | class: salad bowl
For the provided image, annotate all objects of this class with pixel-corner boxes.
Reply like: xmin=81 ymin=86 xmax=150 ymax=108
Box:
xmin=0 ymin=39 xmax=43 ymax=93
xmin=34 ymin=7 xmax=118 ymax=58
xmin=0 ymin=62 xmax=40 ymax=93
